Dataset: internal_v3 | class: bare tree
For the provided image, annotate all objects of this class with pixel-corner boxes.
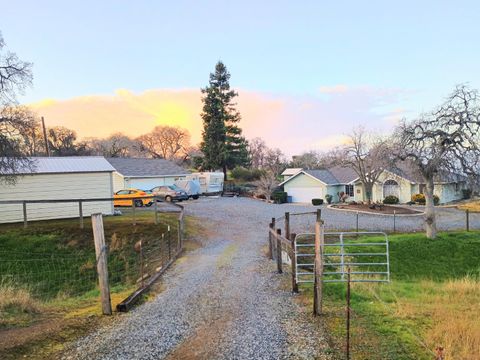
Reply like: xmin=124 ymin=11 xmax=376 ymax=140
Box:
xmin=264 ymin=147 xmax=287 ymax=176
xmin=0 ymin=32 xmax=32 ymax=106
xmin=247 ymin=137 xmax=286 ymax=176
xmin=47 ymin=126 xmax=85 ymax=156
xmin=248 ymin=137 xmax=268 ymax=168
xmin=255 ymin=170 xmax=279 ymax=201
xmin=0 ymin=106 xmax=36 ymax=183
xmin=86 ymin=133 xmax=144 ymax=158
xmin=289 ymin=150 xmax=333 ymax=170
xmin=332 ymin=127 xmax=394 ymax=204
xmin=137 ymin=125 xmax=190 ymax=160
xmin=0 ymin=32 xmax=34 ymax=182
xmin=395 ymin=85 xmax=480 ymax=239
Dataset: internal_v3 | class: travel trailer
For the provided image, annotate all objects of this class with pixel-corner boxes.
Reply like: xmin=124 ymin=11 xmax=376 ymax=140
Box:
xmin=186 ymin=172 xmax=225 ymax=194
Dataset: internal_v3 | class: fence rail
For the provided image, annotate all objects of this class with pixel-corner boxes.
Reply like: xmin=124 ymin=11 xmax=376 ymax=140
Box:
xmin=0 ymin=195 xmax=183 ymax=228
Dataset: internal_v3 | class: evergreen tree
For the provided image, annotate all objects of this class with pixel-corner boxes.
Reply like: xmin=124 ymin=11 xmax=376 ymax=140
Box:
xmin=200 ymin=61 xmax=249 ymax=179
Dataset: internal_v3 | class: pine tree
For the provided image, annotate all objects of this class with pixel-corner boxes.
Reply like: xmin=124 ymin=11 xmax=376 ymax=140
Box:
xmin=200 ymin=61 xmax=249 ymax=180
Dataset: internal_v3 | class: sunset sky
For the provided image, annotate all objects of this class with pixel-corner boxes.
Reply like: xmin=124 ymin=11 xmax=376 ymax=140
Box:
xmin=3 ymin=1 xmax=480 ymax=155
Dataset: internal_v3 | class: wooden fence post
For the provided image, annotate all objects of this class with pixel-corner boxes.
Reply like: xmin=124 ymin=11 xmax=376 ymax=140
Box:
xmin=131 ymin=199 xmax=136 ymax=226
xmin=356 ymin=211 xmax=359 ymax=234
xmin=268 ymin=222 xmax=274 ymax=260
xmin=393 ymin=210 xmax=396 ymax=233
xmin=276 ymin=228 xmax=283 ymax=274
xmin=313 ymin=218 xmax=324 ymax=316
xmin=466 ymin=209 xmax=470 ymax=232
xmin=91 ymin=213 xmax=112 ymax=315
xmin=291 ymin=232 xmax=298 ymax=293
xmin=285 ymin=212 xmax=290 ymax=240
xmin=79 ymin=200 xmax=84 ymax=229
xmin=177 ymin=218 xmax=182 ymax=251
xmin=23 ymin=201 xmax=27 ymax=229
xmin=154 ymin=200 xmax=159 ymax=225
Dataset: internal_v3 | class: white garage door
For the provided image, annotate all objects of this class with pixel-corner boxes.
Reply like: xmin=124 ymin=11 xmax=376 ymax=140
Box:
xmin=288 ymin=187 xmax=323 ymax=203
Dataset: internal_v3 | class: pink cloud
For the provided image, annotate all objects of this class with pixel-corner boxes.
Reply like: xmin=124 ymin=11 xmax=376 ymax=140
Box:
xmin=30 ymin=86 xmax=407 ymax=156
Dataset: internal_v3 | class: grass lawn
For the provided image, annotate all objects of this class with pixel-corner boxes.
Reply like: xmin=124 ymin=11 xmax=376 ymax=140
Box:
xmin=457 ymin=199 xmax=480 ymax=213
xmin=299 ymin=231 xmax=480 ymax=360
xmin=0 ymin=211 xmax=186 ymax=329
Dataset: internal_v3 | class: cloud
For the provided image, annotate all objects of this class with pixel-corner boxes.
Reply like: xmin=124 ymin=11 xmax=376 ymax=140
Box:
xmin=30 ymin=86 xmax=407 ymax=156
xmin=319 ymin=84 xmax=349 ymax=94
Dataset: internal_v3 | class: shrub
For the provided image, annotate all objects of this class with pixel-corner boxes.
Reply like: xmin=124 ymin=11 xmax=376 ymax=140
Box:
xmin=325 ymin=194 xmax=333 ymax=204
xmin=348 ymin=201 xmax=357 ymax=205
xmin=412 ymin=193 xmax=425 ymax=204
xmin=312 ymin=198 xmax=324 ymax=206
xmin=412 ymin=193 xmax=440 ymax=205
xmin=383 ymin=195 xmax=399 ymax=204
xmin=462 ymin=189 xmax=472 ymax=200
xmin=231 ymin=167 xmax=265 ymax=182
xmin=272 ymin=191 xmax=287 ymax=204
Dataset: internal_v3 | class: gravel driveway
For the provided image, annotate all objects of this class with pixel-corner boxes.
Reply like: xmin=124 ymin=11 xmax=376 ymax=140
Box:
xmin=62 ymin=197 xmax=334 ymax=360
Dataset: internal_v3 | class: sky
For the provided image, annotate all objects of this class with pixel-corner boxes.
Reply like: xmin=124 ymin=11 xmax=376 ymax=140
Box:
xmin=2 ymin=1 xmax=480 ymax=155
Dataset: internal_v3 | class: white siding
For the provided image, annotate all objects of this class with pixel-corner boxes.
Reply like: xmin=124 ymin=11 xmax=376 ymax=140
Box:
xmin=284 ymin=174 xmax=327 ymax=203
xmin=125 ymin=176 xmax=182 ymax=191
xmin=112 ymin=172 xmax=125 ymax=192
xmin=0 ymin=172 xmax=113 ymax=223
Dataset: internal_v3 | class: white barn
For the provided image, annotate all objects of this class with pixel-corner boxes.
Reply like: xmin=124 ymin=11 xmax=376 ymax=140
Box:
xmin=107 ymin=158 xmax=190 ymax=192
xmin=0 ymin=157 xmax=115 ymax=224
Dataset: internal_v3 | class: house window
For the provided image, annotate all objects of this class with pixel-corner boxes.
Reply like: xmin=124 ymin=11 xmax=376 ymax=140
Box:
xmin=345 ymin=185 xmax=354 ymax=197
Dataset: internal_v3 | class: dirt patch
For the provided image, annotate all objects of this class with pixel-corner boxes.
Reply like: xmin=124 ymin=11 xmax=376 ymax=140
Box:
xmin=165 ymin=315 xmax=234 ymax=360
xmin=0 ymin=314 xmax=103 ymax=360
xmin=331 ymin=204 xmax=422 ymax=215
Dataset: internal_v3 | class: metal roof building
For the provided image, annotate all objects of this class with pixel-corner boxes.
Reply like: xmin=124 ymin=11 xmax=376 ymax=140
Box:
xmin=0 ymin=157 xmax=115 ymax=223
xmin=106 ymin=158 xmax=190 ymax=192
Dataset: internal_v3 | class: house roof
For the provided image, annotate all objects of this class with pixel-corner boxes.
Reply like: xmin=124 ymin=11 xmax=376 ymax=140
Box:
xmin=304 ymin=169 xmax=340 ymax=185
xmin=280 ymin=166 xmax=357 ymax=186
xmin=328 ymin=166 xmax=358 ymax=184
xmin=281 ymin=168 xmax=303 ymax=176
xmin=384 ymin=161 xmax=468 ymax=184
xmin=106 ymin=158 xmax=190 ymax=178
xmin=1 ymin=156 xmax=115 ymax=175
xmin=280 ymin=161 xmax=466 ymax=187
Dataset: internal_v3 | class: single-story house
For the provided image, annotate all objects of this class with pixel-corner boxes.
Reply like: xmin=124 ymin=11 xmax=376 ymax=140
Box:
xmin=280 ymin=168 xmax=302 ymax=182
xmin=280 ymin=164 xmax=468 ymax=204
xmin=106 ymin=158 xmax=190 ymax=192
xmin=0 ymin=157 xmax=115 ymax=224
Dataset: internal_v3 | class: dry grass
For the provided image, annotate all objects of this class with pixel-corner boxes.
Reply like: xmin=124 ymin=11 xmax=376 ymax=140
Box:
xmin=388 ymin=278 xmax=480 ymax=360
xmin=457 ymin=200 xmax=480 ymax=212
xmin=0 ymin=284 xmax=42 ymax=323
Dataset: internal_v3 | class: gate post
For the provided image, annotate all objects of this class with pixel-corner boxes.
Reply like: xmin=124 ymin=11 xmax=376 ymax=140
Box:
xmin=291 ymin=232 xmax=298 ymax=293
xmin=285 ymin=212 xmax=290 ymax=240
xmin=313 ymin=218 xmax=324 ymax=316
xmin=276 ymin=229 xmax=283 ymax=274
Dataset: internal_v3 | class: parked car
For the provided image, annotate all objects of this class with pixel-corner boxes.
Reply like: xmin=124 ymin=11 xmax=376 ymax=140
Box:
xmin=151 ymin=185 xmax=189 ymax=202
xmin=113 ymin=189 xmax=153 ymax=207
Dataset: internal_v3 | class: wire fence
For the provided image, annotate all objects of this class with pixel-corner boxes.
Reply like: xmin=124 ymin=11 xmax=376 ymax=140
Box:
xmin=274 ymin=208 xmax=480 ymax=235
xmin=0 ymin=199 xmax=185 ymax=313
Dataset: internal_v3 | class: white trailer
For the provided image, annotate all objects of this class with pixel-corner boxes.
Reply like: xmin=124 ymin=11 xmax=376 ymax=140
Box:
xmin=186 ymin=172 xmax=224 ymax=194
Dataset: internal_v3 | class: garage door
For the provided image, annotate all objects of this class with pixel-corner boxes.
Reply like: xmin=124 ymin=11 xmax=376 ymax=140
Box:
xmin=288 ymin=187 xmax=323 ymax=203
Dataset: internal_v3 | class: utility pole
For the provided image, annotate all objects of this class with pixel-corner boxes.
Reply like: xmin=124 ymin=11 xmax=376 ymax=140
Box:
xmin=41 ymin=116 xmax=50 ymax=157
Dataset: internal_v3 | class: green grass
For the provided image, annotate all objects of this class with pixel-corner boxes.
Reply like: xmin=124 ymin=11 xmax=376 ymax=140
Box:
xmin=0 ymin=211 xmax=183 ymax=327
xmin=300 ymin=231 xmax=480 ymax=359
